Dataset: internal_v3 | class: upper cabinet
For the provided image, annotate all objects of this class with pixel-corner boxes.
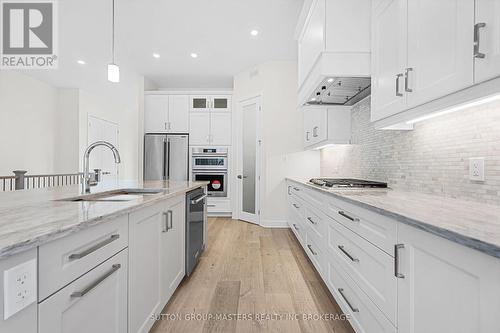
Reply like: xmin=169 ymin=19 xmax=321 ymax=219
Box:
xmin=474 ymin=0 xmax=500 ymax=84
xmin=303 ymin=106 xmax=351 ymax=149
xmin=144 ymin=94 xmax=189 ymax=133
xmin=190 ymin=95 xmax=232 ymax=112
xmin=371 ymin=0 xmax=500 ymax=127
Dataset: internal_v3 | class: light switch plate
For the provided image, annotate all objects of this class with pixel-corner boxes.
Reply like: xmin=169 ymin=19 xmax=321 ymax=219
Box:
xmin=3 ymin=259 xmax=37 ymax=320
xmin=469 ymin=157 xmax=485 ymax=182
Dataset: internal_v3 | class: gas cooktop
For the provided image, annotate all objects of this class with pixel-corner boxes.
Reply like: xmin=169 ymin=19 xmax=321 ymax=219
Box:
xmin=309 ymin=178 xmax=388 ymax=188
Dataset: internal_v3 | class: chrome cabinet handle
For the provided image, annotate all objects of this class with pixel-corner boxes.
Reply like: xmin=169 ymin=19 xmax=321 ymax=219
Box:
xmin=338 ymin=211 xmax=359 ymax=222
xmin=207 ymin=204 xmax=216 ymax=207
xmin=313 ymin=126 xmax=319 ymax=137
xmin=307 ymin=217 xmax=317 ymax=225
xmin=307 ymin=244 xmax=317 ymax=256
xmin=404 ymin=68 xmax=413 ymax=92
xmin=71 ymin=264 xmax=121 ymax=298
xmin=69 ymin=234 xmax=120 ymax=260
xmin=167 ymin=210 xmax=173 ymax=230
xmin=306 ymin=131 xmax=310 ymax=141
xmin=395 ymin=73 xmax=403 ymax=97
xmin=287 ymin=186 xmax=292 ymax=195
xmin=293 ymin=203 xmax=300 ymax=209
xmin=292 ymin=223 xmax=299 ymax=231
xmin=474 ymin=23 xmax=486 ymax=59
xmin=293 ymin=187 xmax=300 ymax=191
xmin=338 ymin=245 xmax=359 ymax=262
xmin=164 ymin=122 xmax=167 ymax=130
xmin=338 ymin=288 xmax=359 ymax=313
xmin=162 ymin=212 xmax=168 ymax=232
xmin=394 ymin=244 xmax=405 ymax=278
xmin=191 ymin=194 xmax=207 ymax=204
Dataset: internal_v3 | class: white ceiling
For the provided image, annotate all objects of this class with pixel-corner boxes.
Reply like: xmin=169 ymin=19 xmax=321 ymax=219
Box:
xmin=27 ymin=0 xmax=304 ymax=90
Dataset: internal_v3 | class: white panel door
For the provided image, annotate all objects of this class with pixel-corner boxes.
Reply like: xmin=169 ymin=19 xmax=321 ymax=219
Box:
xmin=145 ymin=95 xmax=168 ymax=133
xmin=397 ymin=223 xmax=500 ymax=333
xmin=210 ymin=113 xmax=232 ymax=145
xmin=167 ymin=95 xmax=189 ymax=133
xmin=370 ymin=0 xmax=407 ymax=122
xmin=189 ymin=113 xmax=210 ymax=145
xmin=406 ymin=0 xmax=474 ymax=108
xmin=87 ymin=116 xmax=119 ymax=183
xmin=310 ymin=108 xmax=327 ymax=144
xmin=474 ymin=0 xmax=500 ymax=83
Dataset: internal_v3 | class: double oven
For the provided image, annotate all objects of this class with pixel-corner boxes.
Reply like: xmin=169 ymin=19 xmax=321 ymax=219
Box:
xmin=191 ymin=148 xmax=228 ymax=197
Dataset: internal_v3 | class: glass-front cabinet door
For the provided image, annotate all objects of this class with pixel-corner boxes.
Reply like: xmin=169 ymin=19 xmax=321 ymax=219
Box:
xmin=189 ymin=96 xmax=210 ymax=112
xmin=212 ymin=95 xmax=232 ymax=112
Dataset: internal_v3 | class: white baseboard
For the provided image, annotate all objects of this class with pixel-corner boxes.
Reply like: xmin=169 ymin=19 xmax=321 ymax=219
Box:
xmin=259 ymin=219 xmax=289 ymax=228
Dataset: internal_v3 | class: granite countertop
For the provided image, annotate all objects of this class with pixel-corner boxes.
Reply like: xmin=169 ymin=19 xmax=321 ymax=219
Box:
xmin=0 ymin=180 xmax=208 ymax=259
xmin=287 ymin=178 xmax=500 ymax=259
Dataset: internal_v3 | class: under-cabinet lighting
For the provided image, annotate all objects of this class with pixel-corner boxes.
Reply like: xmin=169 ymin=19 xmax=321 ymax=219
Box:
xmin=406 ymin=93 xmax=500 ymax=124
xmin=313 ymin=144 xmax=336 ymax=150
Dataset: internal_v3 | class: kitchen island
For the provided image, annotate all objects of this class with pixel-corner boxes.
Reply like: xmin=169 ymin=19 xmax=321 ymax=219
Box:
xmin=0 ymin=180 xmax=208 ymax=333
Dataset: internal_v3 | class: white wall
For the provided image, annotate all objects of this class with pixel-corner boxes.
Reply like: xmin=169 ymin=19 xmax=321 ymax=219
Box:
xmin=0 ymin=71 xmax=70 ymax=175
xmin=233 ymin=61 xmax=320 ymax=227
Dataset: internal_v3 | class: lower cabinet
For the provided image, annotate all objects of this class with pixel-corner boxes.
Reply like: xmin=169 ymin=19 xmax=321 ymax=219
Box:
xmin=397 ymin=223 xmax=500 ymax=333
xmin=38 ymin=249 xmax=128 ymax=333
xmin=129 ymin=196 xmax=187 ymax=333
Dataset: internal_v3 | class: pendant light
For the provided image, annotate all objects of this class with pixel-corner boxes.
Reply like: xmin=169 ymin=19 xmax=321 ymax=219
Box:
xmin=107 ymin=0 xmax=119 ymax=83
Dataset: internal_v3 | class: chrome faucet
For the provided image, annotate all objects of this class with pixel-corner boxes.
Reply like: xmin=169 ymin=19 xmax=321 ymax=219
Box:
xmin=82 ymin=141 xmax=121 ymax=193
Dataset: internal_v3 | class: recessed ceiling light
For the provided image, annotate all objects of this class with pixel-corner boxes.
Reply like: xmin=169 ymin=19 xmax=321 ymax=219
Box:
xmin=77 ymin=60 xmax=85 ymax=65
xmin=190 ymin=53 xmax=198 ymax=58
xmin=250 ymin=29 xmax=259 ymax=36
xmin=327 ymin=78 xmax=334 ymax=83
xmin=153 ymin=53 xmax=160 ymax=58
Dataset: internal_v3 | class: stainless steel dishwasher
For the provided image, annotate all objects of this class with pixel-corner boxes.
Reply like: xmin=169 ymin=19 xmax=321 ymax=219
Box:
xmin=186 ymin=188 xmax=207 ymax=276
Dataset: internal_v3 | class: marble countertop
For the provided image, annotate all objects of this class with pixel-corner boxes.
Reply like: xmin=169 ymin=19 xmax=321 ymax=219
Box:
xmin=287 ymin=178 xmax=500 ymax=259
xmin=0 ymin=180 xmax=208 ymax=259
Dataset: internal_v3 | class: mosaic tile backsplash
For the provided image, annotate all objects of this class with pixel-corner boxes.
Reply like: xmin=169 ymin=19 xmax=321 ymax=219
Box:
xmin=320 ymin=97 xmax=500 ymax=205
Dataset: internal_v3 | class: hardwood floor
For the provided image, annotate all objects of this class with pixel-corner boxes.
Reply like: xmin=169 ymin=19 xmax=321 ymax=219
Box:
xmin=150 ymin=217 xmax=355 ymax=333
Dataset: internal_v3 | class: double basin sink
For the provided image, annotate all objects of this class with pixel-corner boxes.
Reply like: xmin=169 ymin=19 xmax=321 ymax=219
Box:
xmin=59 ymin=188 xmax=165 ymax=202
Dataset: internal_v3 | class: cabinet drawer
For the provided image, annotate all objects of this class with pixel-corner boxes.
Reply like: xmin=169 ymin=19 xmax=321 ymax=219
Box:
xmin=39 ymin=249 xmax=128 ymax=333
xmin=305 ymin=232 xmax=326 ymax=277
xmin=327 ymin=256 xmax=396 ymax=333
xmin=327 ymin=219 xmax=396 ymax=324
xmin=289 ymin=183 xmax=324 ymax=207
xmin=288 ymin=194 xmax=305 ymax=218
xmin=207 ymin=199 xmax=231 ymax=213
xmin=325 ymin=197 xmax=397 ymax=255
xmin=39 ymin=215 xmax=128 ymax=301
xmin=289 ymin=214 xmax=305 ymax=246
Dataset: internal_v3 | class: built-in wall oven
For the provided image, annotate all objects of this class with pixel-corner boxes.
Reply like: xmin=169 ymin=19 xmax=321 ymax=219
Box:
xmin=191 ymin=148 xmax=228 ymax=197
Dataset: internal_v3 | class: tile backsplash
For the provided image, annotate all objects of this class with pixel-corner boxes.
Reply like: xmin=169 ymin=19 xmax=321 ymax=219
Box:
xmin=320 ymin=97 xmax=500 ymax=205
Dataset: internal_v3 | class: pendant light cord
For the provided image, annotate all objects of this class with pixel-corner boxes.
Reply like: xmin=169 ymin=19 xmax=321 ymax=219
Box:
xmin=112 ymin=0 xmax=115 ymax=63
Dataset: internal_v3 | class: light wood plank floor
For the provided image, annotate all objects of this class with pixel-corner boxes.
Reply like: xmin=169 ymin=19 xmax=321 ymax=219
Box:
xmin=151 ymin=217 xmax=355 ymax=333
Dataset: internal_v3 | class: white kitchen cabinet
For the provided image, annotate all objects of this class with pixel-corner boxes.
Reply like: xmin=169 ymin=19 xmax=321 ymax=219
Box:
xmin=128 ymin=202 xmax=164 ymax=333
xmin=160 ymin=196 xmax=186 ymax=305
xmin=189 ymin=112 xmax=231 ymax=146
xmin=189 ymin=113 xmax=211 ymax=145
xmin=212 ymin=95 xmax=232 ymax=112
xmin=210 ymin=112 xmax=232 ymax=145
xmin=474 ymin=0 xmax=500 ymax=83
xmin=406 ymin=0 xmax=474 ymax=109
xmin=38 ymin=250 xmax=128 ymax=333
xmin=190 ymin=95 xmax=231 ymax=113
xmin=303 ymin=106 xmax=350 ymax=149
xmin=145 ymin=94 xmax=189 ymax=133
xmin=371 ymin=0 xmax=475 ymax=123
xmin=190 ymin=95 xmax=211 ymax=112
xmin=371 ymin=0 xmax=408 ymax=121
xmin=397 ymin=223 xmax=500 ymax=333
xmin=145 ymin=95 xmax=168 ymax=133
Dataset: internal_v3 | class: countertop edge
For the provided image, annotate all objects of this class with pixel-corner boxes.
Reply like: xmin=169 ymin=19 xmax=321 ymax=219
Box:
xmin=286 ymin=178 xmax=500 ymax=259
xmin=0 ymin=182 xmax=207 ymax=260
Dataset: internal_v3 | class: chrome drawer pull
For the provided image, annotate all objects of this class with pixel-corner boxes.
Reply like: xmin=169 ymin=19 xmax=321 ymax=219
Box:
xmin=69 ymin=234 xmax=120 ymax=260
xmin=338 ymin=245 xmax=359 ymax=263
xmin=395 ymin=73 xmax=403 ymax=97
xmin=293 ymin=187 xmax=300 ymax=191
xmin=394 ymin=243 xmax=405 ymax=278
xmin=307 ymin=244 xmax=317 ymax=256
xmin=292 ymin=224 xmax=299 ymax=231
xmin=338 ymin=211 xmax=359 ymax=222
xmin=307 ymin=217 xmax=317 ymax=225
xmin=71 ymin=264 xmax=121 ymax=298
xmin=338 ymin=288 xmax=359 ymax=313
xmin=474 ymin=22 xmax=486 ymax=59
xmin=404 ymin=68 xmax=413 ymax=92
xmin=293 ymin=203 xmax=300 ymax=209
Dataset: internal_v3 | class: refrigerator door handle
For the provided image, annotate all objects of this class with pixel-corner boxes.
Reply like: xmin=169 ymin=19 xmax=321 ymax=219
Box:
xmin=167 ymin=139 xmax=171 ymax=180
xmin=163 ymin=138 xmax=167 ymax=180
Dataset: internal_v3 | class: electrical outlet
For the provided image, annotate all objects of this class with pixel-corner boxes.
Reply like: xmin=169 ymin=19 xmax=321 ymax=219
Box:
xmin=3 ymin=259 xmax=37 ymax=320
xmin=469 ymin=157 xmax=485 ymax=182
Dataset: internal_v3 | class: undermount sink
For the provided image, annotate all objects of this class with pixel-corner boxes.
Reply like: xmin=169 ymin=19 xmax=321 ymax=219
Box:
xmin=59 ymin=188 xmax=165 ymax=202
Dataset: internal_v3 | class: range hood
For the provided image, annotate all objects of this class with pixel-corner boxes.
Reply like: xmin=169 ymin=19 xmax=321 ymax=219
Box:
xmin=306 ymin=77 xmax=371 ymax=106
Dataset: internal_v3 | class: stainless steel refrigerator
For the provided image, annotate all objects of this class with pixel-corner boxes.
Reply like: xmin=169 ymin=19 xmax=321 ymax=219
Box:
xmin=144 ymin=134 xmax=189 ymax=181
